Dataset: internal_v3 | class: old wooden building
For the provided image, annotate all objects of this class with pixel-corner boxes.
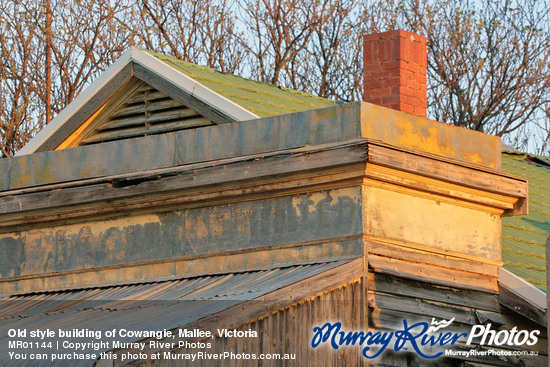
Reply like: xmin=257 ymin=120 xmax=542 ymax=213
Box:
xmin=0 ymin=30 xmax=547 ymax=366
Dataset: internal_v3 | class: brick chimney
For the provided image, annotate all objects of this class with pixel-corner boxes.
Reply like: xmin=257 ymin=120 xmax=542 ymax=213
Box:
xmin=363 ymin=30 xmax=427 ymax=117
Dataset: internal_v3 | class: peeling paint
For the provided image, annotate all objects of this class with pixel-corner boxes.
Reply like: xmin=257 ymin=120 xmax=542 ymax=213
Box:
xmin=360 ymin=102 xmax=500 ymax=169
xmin=0 ymin=187 xmax=362 ymax=279
xmin=292 ymin=189 xmax=360 ymax=217
xmin=364 ymin=185 xmax=501 ymax=260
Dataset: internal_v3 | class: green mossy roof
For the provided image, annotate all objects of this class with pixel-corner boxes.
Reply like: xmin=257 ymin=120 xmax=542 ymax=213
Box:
xmin=148 ymin=52 xmax=337 ymax=118
xmin=502 ymin=152 xmax=550 ymax=291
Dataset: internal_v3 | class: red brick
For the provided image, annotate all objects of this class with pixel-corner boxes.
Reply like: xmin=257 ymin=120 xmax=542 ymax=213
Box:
xmin=364 ymin=80 xmax=383 ymax=90
xmin=371 ymin=87 xmax=393 ymax=97
xmin=363 ymin=96 xmax=383 ymax=105
xmin=387 ymin=103 xmax=402 ymax=110
xmin=401 ymin=86 xmax=415 ymax=97
xmin=399 ymin=103 xmax=415 ymax=114
xmin=402 ymin=38 xmax=411 ymax=62
xmin=363 ymin=46 xmax=371 ymax=64
xmin=385 ymin=77 xmax=402 ymax=87
xmin=407 ymin=63 xmax=423 ymax=74
xmin=411 ymin=41 xmax=427 ymax=65
xmin=397 ymin=69 xmax=414 ymax=80
xmin=363 ymin=33 xmax=381 ymax=43
xmin=405 ymin=95 xmax=421 ymax=106
xmin=381 ymin=95 xmax=401 ymax=105
xmin=364 ymin=64 xmax=382 ymax=73
xmin=415 ymin=73 xmax=427 ymax=84
xmin=391 ymin=37 xmax=401 ymax=60
xmin=384 ymin=40 xmax=392 ymax=61
xmin=363 ymin=29 xmax=427 ymax=117
xmin=401 ymin=78 xmax=420 ymax=91
xmin=378 ymin=40 xmax=386 ymax=61
xmin=384 ymin=60 xmax=408 ymax=70
xmin=413 ymin=89 xmax=427 ymax=101
xmin=413 ymin=105 xmax=427 ymax=117
xmin=367 ymin=70 xmax=393 ymax=80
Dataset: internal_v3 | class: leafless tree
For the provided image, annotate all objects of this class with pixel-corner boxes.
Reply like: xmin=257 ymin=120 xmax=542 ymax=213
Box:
xmin=137 ymin=0 xmax=246 ymax=73
xmin=302 ymin=0 xmax=359 ymax=100
xmin=303 ymin=0 xmax=401 ymax=101
xmin=35 ymin=0 xmax=134 ymax=113
xmin=0 ymin=0 xmax=549 ymax=156
xmin=237 ymin=0 xmax=332 ymax=87
xmin=399 ymin=0 xmax=550 ymax=153
xmin=0 ymin=0 xmax=133 ymax=158
xmin=0 ymin=1 xmax=42 ymax=157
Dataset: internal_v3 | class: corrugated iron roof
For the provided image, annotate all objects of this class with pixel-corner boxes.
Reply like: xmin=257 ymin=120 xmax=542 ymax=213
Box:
xmin=0 ymin=260 xmax=352 ymax=366
xmin=147 ymin=51 xmax=337 ymax=118
xmin=501 ymin=152 xmax=550 ymax=291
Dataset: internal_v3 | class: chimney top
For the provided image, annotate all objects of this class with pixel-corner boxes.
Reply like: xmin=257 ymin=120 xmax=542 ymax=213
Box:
xmin=363 ymin=30 xmax=427 ymax=118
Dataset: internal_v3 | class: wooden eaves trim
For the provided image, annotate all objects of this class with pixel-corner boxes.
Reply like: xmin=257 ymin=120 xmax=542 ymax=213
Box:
xmin=16 ymin=47 xmax=258 ymax=155
xmin=0 ymin=140 xmax=370 ymax=232
xmin=17 ymin=61 xmax=133 ymax=155
xmin=0 ymin=139 xmax=528 ymax=233
xmin=498 ymin=267 xmax=546 ymax=326
xmin=367 ymin=141 xmax=528 ymax=216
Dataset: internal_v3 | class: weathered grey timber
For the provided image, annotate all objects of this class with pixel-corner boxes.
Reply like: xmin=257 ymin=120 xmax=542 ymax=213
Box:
xmin=1 ymin=101 xmax=507 ymax=193
xmin=0 ymin=187 xmax=362 ymax=280
xmin=29 ymin=63 xmax=134 ymax=153
xmin=0 ymin=103 xmax=361 ymax=192
xmin=0 ymin=141 xmax=369 ymax=221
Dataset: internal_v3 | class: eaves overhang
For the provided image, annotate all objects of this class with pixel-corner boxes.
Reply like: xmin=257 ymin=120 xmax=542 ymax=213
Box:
xmin=498 ymin=267 xmax=546 ymax=326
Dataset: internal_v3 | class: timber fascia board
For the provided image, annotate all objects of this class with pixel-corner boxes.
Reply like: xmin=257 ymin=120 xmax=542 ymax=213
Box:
xmin=0 ymin=139 xmax=528 ymax=232
xmin=17 ymin=50 xmax=134 ymax=156
xmin=498 ymin=267 xmax=546 ymax=326
xmin=499 ymin=268 xmax=546 ymax=311
xmin=366 ymin=141 xmax=528 ymax=215
xmin=131 ymin=49 xmax=258 ymax=122
xmin=0 ymin=140 xmax=370 ymax=232
xmin=16 ymin=47 xmax=258 ymax=156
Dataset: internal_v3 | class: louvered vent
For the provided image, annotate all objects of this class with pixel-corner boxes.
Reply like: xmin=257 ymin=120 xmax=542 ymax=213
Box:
xmin=80 ymin=84 xmax=214 ymax=145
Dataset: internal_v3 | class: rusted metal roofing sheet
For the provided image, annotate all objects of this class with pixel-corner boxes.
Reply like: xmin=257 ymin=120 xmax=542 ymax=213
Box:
xmin=0 ymin=260 xmax=352 ymax=366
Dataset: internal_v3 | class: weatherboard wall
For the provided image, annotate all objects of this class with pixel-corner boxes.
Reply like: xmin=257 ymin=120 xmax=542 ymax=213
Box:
xmin=0 ymin=186 xmax=363 ymax=293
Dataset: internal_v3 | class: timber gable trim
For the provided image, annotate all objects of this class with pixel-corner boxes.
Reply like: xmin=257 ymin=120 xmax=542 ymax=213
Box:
xmin=17 ymin=48 xmax=258 ymax=155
